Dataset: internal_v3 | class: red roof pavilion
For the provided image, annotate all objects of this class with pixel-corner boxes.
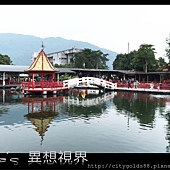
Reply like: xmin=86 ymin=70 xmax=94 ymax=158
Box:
xmin=22 ymin=44 xmax=65 ymax=94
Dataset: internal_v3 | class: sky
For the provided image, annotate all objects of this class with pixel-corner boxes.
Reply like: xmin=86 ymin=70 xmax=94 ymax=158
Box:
xmin=0 ymin=5 xmax=170 ymax=61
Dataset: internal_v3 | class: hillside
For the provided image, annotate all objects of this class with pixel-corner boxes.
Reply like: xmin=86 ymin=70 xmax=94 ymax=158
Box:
xmin=0 ymin=33 xmax=117 ymax=69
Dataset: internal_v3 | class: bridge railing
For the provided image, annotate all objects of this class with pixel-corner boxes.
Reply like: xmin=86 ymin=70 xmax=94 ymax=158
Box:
xmin=63 ymin=77 xmax=117 ymax=90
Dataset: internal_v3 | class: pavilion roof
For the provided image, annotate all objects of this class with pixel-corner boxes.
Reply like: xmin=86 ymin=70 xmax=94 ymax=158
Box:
xmin=25 ymin=49 xmax=59 ymax=72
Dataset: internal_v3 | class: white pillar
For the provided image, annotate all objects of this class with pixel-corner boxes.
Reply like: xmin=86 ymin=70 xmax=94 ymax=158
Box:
xmin=2 ymin=72 xmax=5 ymax=87
xmin=57 ymin=73 xmax=59 ymax=82
xmin=2 ymin=89 xmax=5 ymax=103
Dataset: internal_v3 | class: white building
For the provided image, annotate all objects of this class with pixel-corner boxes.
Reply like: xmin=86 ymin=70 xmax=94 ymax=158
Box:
xmin=32 ymin=52 xmax=39 ymax=63
xmin=32 ymin=48 xmax=82 ymax=66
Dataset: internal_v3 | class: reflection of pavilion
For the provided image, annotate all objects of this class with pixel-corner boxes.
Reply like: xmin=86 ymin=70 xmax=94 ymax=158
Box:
xmin=22 ymin=96 xmax=62 ymax=144
xmin=22 ymin=91 xmax=115 ymax=144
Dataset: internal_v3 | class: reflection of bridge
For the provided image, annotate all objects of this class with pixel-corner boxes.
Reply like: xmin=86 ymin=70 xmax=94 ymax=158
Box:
xmin=68 ymin=90 xmax=115 ymax=106
xmin=22 ymin=92 xmax=115 ymax=115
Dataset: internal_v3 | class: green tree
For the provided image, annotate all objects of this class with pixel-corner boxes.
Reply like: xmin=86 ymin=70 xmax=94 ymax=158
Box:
xmin=112 ymin=44 xmax=158 ymax=72
xmin=112 ymin=51 xmax=135 ymax=70
xmin=71 ymin=48 xmax=109 ymax=69
xmin=132 ymin=44 xmax=156 ymax=72
xmin=165 ymin=34 xmax=170 ymax=63
xmin=155 ymin=57 xmax=168 ymax=71
xmin=0 ymin=54 xmax=12 ymax=65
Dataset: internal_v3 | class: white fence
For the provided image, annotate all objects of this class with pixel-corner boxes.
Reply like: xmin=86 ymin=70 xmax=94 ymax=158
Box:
xmin=67 ymin=91 xmax=115 ymax=106
xmin=63 ymin=77 xmax=117 ymax=90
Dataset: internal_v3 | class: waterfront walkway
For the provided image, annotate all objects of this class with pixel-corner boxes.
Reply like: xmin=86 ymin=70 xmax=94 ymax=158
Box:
xmin=64 ymin=77 xmax=170 ymax=94
xmin=114 ymin=86 xmax=170 ymax=94
xmin=2 ymin=77 xmax=170 ymax=95
xmin=115 ymin=81 xmax=170 ymax=94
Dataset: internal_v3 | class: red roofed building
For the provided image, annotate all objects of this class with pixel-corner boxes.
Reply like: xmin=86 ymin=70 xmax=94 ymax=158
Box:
xmin=22 ymin=44 xmax=68 ymax=94
xmin=26 ymin=49 xmax=58 ymax=72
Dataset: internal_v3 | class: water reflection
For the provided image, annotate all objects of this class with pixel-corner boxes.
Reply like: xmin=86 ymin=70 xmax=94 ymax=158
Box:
xmin=0 ymin=89 xmax=23 ymax=121
xmin=164 ymin=114 xmax=170 ymax=152
xmin=1 ymin=89 xmax=170 ymax=152
xmin=67 ymin=89 xmax=114 ymax=119
xmin=22 ymin=96 xmax=59 ymax=145
xmin=113 ymin=92 xmax=167 ymax=129
xmin=113 ymin=91 xmax=170 ymax=152
xmin=20 ymin=89 xmax=114 ymax=145
xmin=0 ymin=89 xmax=22 ymax=104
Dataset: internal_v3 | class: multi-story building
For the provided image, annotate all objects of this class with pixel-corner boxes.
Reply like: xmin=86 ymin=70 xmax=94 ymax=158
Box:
xmin=32 ymin=47 xmax=82 ymax=66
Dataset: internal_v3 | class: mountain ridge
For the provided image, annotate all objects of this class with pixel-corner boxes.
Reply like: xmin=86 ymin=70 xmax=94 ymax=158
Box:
xmin=0 ymin=33 xmax=117 ymax=69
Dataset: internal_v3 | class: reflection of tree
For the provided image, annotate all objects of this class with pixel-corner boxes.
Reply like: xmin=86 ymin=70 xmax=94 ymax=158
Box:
xmin=164 ymin=113 xmax=170 ymax=152
xmin=113 ymin=92 xmax=165 ymax=128
xmin=160 ymin=111 xmax=170 ymax=153
xmin=68 ymin=103 xmax=107 ymax=119
xmin=0 ymin=107 xmax=9 ymax=116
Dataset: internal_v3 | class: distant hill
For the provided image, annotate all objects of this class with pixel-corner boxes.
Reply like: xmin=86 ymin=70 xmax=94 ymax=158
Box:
xmin=0 ymin=33 xmax=117 ymax=69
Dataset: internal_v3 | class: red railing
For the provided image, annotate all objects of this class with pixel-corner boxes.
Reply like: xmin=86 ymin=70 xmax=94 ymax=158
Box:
xmin=22 ymin=80 xmax=170 ymax=91
xmin=22 ymin=81 xmax=64 ymax=90
xmin=117 ymin=82 xmax=170 ymax=90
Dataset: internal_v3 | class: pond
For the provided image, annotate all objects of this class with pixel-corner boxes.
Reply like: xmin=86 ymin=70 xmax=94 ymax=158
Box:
xmin=0 ymin=89 xmax=170 ymax=153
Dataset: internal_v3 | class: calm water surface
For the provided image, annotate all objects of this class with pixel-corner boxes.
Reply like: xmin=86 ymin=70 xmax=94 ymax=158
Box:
xmin=0 ymin=89 xmax=170 ymax=153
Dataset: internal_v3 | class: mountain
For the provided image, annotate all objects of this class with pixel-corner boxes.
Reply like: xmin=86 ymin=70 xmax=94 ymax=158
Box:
xmin=0 ymin=33 xmax=117 ymax=69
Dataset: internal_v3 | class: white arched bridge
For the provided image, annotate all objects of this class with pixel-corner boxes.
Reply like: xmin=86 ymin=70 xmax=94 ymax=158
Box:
xmin=63 ymin=77 xmax=117 ymax=91
xmin=22 ymin=77 xmax=117 ymax=95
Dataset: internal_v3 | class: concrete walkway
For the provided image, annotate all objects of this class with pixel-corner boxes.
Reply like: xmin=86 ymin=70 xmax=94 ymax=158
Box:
xmin=114 ymin=86 xmax=170 ymax=94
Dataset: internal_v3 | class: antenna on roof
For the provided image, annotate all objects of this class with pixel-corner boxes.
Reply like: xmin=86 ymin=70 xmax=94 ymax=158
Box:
xmin=41 ymin=41 xmax=45 ymax=50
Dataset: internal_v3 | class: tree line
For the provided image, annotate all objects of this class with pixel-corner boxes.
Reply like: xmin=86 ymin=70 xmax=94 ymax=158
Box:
xmin=113 ymin=44 xmax=167 ymax=72
xmin=1 ymin=34 xmax=170 ymax=72
xmin=55 ymin=34 xmax=170 ymax=72
xmin=113 ymin=34 xmax=170 ymax=72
